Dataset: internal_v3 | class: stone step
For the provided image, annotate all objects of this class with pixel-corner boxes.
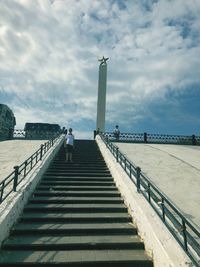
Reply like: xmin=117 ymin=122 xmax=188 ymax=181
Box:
xmin=36 ymin=185 xmax=117 ymax=191
xmin=20 ymin=212 xmax=132 ymax=223
xmin=24 ymin=203 xmax=127 ymax=213
xmin=51 ymin=159 xmax=106 ymax=162
xmin=43 ymin=172 xmax=112 ymax=177
xmin=53 ymin=160 xmax=106 ymax=165
xmin=53 ymin=161 xmax=107 ymax=165
xmin=46 ymin=169 xmax=111 ymax=172
xmin=33 ymin=191 xmax=121 ymax=197
xmin=49 ymin=165 xmax=109 ymax=170
xmin=42 ymin=176 xmax=113 ymax=181
xmin=39 ymin=181 xmax=115 ymax=186
xmin=4 ymin=235 xmax=144 ymax=250
xmin=0 ymin=249 xmax=153 ymax=267
xmin=45 ymin=169 xmax=111 ymax=174
xmin=11 ymin=222 xmax=137 ymax=236
xmin=29 ymin=196 xmax=123 ymax=204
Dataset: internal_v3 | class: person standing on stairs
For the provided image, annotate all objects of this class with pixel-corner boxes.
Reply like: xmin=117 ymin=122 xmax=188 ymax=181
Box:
xmin=65 ymin=128 xmax=75 ymax=162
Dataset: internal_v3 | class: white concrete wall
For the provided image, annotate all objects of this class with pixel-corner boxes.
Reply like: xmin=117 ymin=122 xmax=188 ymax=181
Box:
xmin=0 ymin=136 xmax=64 ymax=247
xmin=96 ymin=136 xmax=193 ymax=267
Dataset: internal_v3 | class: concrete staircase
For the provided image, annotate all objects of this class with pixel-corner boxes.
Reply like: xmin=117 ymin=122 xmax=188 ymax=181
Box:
xmin=0 ymin=140 xmax=153 ymax=267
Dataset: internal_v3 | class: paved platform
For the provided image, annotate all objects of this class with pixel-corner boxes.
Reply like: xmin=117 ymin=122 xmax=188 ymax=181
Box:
xmin=0 ymin=140 xmax=46 ymax=182
xmin=115 ymin=143 xmax=200 ymax=230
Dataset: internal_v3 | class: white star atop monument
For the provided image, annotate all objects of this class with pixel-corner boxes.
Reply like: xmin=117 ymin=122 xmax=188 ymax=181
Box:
xmin=98 ymin=56 xmax=109 ymax=65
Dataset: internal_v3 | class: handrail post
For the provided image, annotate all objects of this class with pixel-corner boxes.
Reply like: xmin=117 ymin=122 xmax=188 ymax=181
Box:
xmin=40 ymin=144 xmax=44 ymax=160
xmin=136 ymin=167 xmax=141 ymax=193
xmin=30 ymin=155 xmax=33 ymax=169
xmin=13 ymin=165 xmax=19 ymax=192
xmin=144 ymin=132 xmax=147 ymax=143
xmin=44 ymin=142 xmax=47 ymax=153
xmin=0 ymin=181 xmax=5 ymax=203
xmin=24 ymin=160 xmax=27 ymax=176
xmin=105 ymin=136 xmax=109 ymax=148
xmin=192 ymin=134 xmax=196 ymax=145
xmin=161 ymin=197 xmax=165 ymax=222
xmin=182 ymin=220 xmax=188 ymax=252
xmin=94 ymin=130 xmax=97 ymax=139
xmin=124 ymin=158 xmax=127 ymax=171
xmin=116 ymin=147 xmax=119 ymax=162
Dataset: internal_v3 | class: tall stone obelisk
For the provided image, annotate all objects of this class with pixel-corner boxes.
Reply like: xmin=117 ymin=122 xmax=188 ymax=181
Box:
xmin=96 ymin=56 xmax=109 ymax=132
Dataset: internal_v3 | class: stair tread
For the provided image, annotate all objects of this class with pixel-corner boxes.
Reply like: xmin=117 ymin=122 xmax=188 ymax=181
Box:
xmin=42 ymin=176 xmax=113 ymax=180
xmin=21 ymin=212 xmax=131 ymax=219
xmin=33 ymin=191 xmax=121 ymax=197
xmin=0 ymin=249 xmax=153 ymax=264
xmin=30 ymin=196 xmax=122 ymax=201
xmin=29 ymin=197 xmax=122 ymax=201
xmin=48 ymin=170 xmax=109 ymax=173
xmin=49 ymin=166 xmax=109 ymax=170
xmin=29 ymin=198 xmax=123 ymax=204
xmin=5 ymin=235 xmax=141 ymax=245
xmin=14 ymin=222 xmax=135 ymax=231
xmin=36 ymin=187 xmax=117 ymax=192
xmin=25 ymin=203 xmax=125 ymax=208
xmin=39 ymin=182 xmax=115 ymax=185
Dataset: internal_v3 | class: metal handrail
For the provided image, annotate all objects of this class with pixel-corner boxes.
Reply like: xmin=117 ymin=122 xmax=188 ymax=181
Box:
xmin=99 ymin=133 xmax=200 ymax=267
xmin=101 ymin=132 xmax=200 ymax=145
xmin=0 ymin=134 xmax=62 ymax=204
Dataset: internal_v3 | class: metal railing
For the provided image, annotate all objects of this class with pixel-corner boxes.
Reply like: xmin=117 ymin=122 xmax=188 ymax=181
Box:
xmin=13 ymin=129 xmax=61 ymax=140
xmin=99 ymin=134 xmax=200 ymax=266
xmin=100 ymin=132 xmax=200 ymax=145
xmin=13 ymin=129 xmax=26 ymax=139
xmin=0 ymin=134 xmax=62 ymax=204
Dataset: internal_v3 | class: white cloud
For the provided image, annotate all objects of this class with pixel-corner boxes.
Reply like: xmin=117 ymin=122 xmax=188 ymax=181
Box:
xmin=0 ymin=0 xmax=200 ymax=137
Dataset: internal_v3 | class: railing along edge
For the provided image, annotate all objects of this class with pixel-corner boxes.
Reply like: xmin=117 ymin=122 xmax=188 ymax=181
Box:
xmin=99 ymin=133 xmax=200 ymax=267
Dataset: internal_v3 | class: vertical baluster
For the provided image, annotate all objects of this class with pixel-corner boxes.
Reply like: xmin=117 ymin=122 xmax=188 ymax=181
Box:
xmin=13 ymin=166 xmax=19 ymax=192
xmin=36 ymin=151 xmax=38 ymax=163
xmin=148 ymin=183 xmax=151 ymax=203
xmin=106 ymin=136 xmax=108 ymax=148
xmin=136 ymin=167 xmax=141 ymax=193
xmin=116 ymin=147 xmax=119 ymax=162
xmin=0 ymin=181 xmax=5 ymax=203
xmin=161 ymin=197 xmax=165 ymax=222
xmin=40 ymin=144 xmax=44 ymax=160
xmin=144 ymin=132 xmax=147 ymax=143
xmin=24 ymin=160 xmax=27 ymax=177
xmin=30 ymin=155 xmax=33 ymax=169
xmin=182 ymin=220 xmax=188 ymax=252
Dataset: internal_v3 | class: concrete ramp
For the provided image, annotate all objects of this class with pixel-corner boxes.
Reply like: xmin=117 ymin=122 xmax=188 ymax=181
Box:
xmin=0 ymin=140 xmax=46 ymax=182
xmin=115 ymin=143 xmax=200 ymax=230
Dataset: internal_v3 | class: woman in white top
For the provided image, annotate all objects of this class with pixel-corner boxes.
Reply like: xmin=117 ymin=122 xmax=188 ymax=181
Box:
xmin=65 ymin=128 xmax=75 ymax=162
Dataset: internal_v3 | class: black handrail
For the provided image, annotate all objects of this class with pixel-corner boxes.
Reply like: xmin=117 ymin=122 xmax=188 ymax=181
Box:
xmin=99 ymin=133 xmax=200 ymax=267
xmin=0 ymin=134 xmax=62 ymax=204
xmin=101 ymin=132 xmax=200 ymax=145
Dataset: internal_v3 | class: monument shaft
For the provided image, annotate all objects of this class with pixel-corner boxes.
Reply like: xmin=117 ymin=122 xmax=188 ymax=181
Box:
xmin=96 ymin=63 xmax=107 ymax=132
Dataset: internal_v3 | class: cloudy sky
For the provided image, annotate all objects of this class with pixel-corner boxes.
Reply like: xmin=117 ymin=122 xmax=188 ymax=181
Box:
xmin=0 ymin=0 xmax=200 ymax=139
